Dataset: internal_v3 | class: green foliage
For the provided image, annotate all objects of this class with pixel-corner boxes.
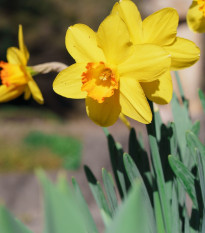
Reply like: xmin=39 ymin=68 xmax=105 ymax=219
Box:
xmin=0 ymin=206 xmax=33 ymax=233
xmin=199 ymin=89 xmax=205 ymax=113
xmin=0 ymin=74 xmax=205 ymax=233
xmin=24 ymin=131 xmax=82 ymax=169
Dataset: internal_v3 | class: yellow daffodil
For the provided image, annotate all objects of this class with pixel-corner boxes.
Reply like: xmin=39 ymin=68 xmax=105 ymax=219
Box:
xmin=0 ymin=25 xmax=44 ymax=104
xmin=187 ymin=0 xmax=205 ymax=33
xmin=112 ymin=0 xmax=200 ymax=104
xmin=53 ymin=14 xmax=171 ymax=126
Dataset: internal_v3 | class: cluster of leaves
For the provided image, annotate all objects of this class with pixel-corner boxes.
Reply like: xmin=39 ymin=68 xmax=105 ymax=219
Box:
xmin=0 ymin=74 xmax=205 ymax=233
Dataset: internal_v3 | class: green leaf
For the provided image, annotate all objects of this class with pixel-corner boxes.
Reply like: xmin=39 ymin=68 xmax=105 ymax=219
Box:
xmin=154 ymin=109 xmax=163 ymax=142
xmin=201 ymin=210 xmax=205 ymax=233
xmin=123 ymin=153 xmax=156 ymax=230
xmin=72 ymin=177 xmax=99 ymax=233
xmin=199 ymin=89 xmax=205 ymax=113
xmin=128 ymin=128 xmax=150 ymax=178
xmin=169 ymin=122 xmax=178 ymax=156
xmin=171 ymin=93 xmax=192 ymax=162
xmin=153 ymin=191 xmax=166 ymax=233
xmin=171 ymin=184 xmax=180 ymax=233
xmin=105 ymin=180 xmax=157 ymax=233
xmin=0 ymin=206 xmax=33 ymax=233
xmin=37 ymin=170 xmax=89 ymax=233
xmin=196 ymin=149 xmax=205 ymax=208
xmin=168 ymin=155 xmax=198 ymax=208
xmin=149 ymin=135 xmax=172 ymax=233
xmin=102 ymin=168 xmax=118 ymax=216
xmin=84 ymin=165 xmax=112 ymax=226
xmin=191 ymin=121 xmax=200 ymax=136
xmin=103 ymin=128 xmax=130 ymax=198
xmin=186 ymin=131 xmax=205 ymax=160
xmin=184 ymin=209 xmax=191 ymax=233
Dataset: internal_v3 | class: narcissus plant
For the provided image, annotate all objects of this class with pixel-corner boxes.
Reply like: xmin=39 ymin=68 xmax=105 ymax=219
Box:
xmin=187 ymin=0 xmax=205 ymax=33
xmin=0 ymin=25 xmax=44 ymax=104
xmin=112 ymin=0 xmax=200 ymax=104
xmin=53 ymin=14 xmax=171 ymax=126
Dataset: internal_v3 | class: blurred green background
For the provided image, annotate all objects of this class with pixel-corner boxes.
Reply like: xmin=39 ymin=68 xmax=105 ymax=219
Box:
xmin=0 ymin=0 xmax=121 ymax=172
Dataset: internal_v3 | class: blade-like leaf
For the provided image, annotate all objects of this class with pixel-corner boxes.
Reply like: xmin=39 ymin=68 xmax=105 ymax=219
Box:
xmin=72 ymin=177 xmax=99 ymax=233
xmin=105 ymin=180 xmax=157 ymax=233
xmin=199 ymin=89 xmax=205 ymax=113
xmin=191 ymin=121 xmax=200 ymax=136
xmin=123 ymin=153 xmax=156 ymax=231
xmin=149 ymin=135 xmax=172 ymax=233
xmin=0 ymin=206 xmax=33 ymax=233
xmin=84 ymin=165 xmax=112 ymax=225
xmin=37 ymin=170 xmax=88 ymax=233
xmin=196 ymin=149 xmax=205 ymax=209
xmin=168 ymin=155 xmax=198 ymax=208
xmin=171 ymin=93 xmax=192 ymax=162
xmin=171 ymin=183 xmax=180 ymax=233
xmin=102 ymin=168 xmax=118 ymax=216
xmin=184 ymin=209 xmax=191 ymax=233
xmin=103 ymin=128 xmax=130 ymax=198
xmin=153 ymin=191 xmax=166 ymax=233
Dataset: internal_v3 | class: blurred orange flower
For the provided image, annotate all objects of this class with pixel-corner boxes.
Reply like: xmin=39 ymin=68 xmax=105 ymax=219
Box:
xmin=0 ymin=25 xmax=44 ymax=104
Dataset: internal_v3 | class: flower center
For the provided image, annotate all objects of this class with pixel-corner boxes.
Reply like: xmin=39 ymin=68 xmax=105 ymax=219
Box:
xmin=81 ymin=62 xmax=118 ymax=103
xmin=197 ymin=0 xmax=205 ymax=16
xmin=0 ymin=61 xmax=28 ymax=87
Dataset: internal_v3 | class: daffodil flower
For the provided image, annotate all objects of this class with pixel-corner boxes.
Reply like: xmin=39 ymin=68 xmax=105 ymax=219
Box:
xmin=112 ymin=0 xmax=200 ymax=105
xmin=53 ymin=14 xmax=171 ymax=126
xmin=0 ymin=25 xmax=44 ymax=104
xmin=187 ymin=0 xmax=205 ymax=33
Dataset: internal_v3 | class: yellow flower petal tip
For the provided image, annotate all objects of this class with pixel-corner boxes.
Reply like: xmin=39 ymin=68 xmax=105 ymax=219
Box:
xmin=0 ymin=26 xmax=43 ymax=104
xmin=187 ymin=0 xmax=205 ymax=33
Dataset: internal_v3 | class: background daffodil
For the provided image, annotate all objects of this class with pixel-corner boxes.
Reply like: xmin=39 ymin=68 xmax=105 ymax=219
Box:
xmin=112 ymin=0 xmax=200 ymax=105
xmin=53 ymin=14 xmax=171 ymax=127
xmin=187 ymin=0 xmax=205 ymax=33
xmin=0 ymin=25 xmax=44 ymax=104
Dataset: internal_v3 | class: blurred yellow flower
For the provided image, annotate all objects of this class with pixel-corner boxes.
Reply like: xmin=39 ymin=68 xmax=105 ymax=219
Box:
xmin=53 ymin=14 xmax=171 ymax=126
xmin=112 ymin=0 xmax=200 ymax=104
xmin=187 ymin=0 xmax=205 ymax=33
xmin=0 ymin=25 xmax=44 ymax=104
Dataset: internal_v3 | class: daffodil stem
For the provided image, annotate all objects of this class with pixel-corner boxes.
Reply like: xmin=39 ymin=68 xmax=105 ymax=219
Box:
xmin=29 ymin=62 xmax=68 ymax=75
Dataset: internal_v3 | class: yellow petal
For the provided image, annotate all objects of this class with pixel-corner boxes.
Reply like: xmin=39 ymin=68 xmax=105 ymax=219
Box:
xmin=7 ymin=47 xmax=26 ymax=65
xmin=97 ymin=14 xmax=132 ymax=65
xmin=143 ymin=8 xmax=179 ymax=46
xmin=118 ymin=44 xmax=171 ymax=82
xmin=164 ymin=37 xmax=200 ymax=70
xmin=140 ymin=71 xmax=173 ymax=105
xmin=27 ymin=77 xmax=44 ymax=104
xmin=66 ymin=24 xmax=105 ymax=63
xmin=24 ymin=86 xmax=31 ymax=100
xmin=187 ymin=1 xmax=205 ymax=33
xmin=18 ymin=25 xmax=30 ymax=63
xmin=86 ymin=91 xmax=121 ymax=127
xmin=111 ymin=0 xmax=143 ymax=44
xmin=120 ymin=78 xmax=152 ymax=124
xmin=0 ymin=85 xmax=25 ymax=102
xmin=53 ymin=63 xmax=87 ymax=99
